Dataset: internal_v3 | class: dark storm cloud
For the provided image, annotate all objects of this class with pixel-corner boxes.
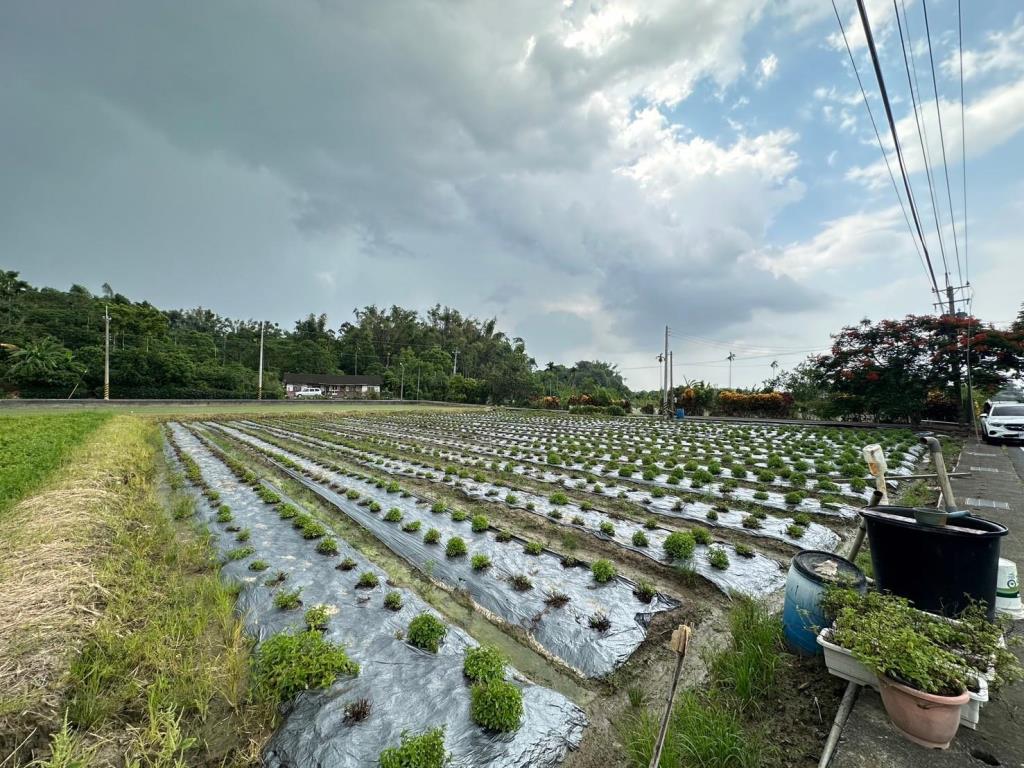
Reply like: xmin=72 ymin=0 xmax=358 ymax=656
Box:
xmin=0 ymin=0 xmax=824 ymax=374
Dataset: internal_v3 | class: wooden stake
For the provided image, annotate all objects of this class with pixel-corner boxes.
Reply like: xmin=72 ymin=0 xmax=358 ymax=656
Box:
xmin=649 ymin=624 xmax=691 ymax=768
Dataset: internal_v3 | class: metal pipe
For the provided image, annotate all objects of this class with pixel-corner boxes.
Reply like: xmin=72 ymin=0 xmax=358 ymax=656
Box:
xmin=920 ymin=435 xmax=957 ymax=514
xmin=817 ymin=681 xmax=861 ymax=768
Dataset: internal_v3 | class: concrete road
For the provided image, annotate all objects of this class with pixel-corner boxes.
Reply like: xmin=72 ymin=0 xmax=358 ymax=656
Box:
xmin=832 ymin=438 xmax=1024 ymax=768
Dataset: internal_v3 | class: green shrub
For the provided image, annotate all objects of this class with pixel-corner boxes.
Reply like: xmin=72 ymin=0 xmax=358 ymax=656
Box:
xmin=495 ymin=529 xmax=512 ymax=542
xmin=634 ymin=579 xmax=657 ymax=603
xmin=708 ymin=548 xmax=730 ymax=570
xmin=386 ymin=481 xmax=401 ymax=493
xmin=316 ymin=538 xmax=339 ymax=555
xmin=431 ymin=501 xmax=447 ymax=514
xmin=249 ymin=559 xmax=269 ymax=572
xmin=523 ymin=541 xmax=543 ymax=556
xmin=735 ymin=543 xmax=755 ymax=558
xmin=463 ymin=645 xmax=506 ymax=684
xmin=850 ymin=477 xmax=868 ymax=492
xmin=663 ymin=531 xmax=696 ymax=561
xmin=705 ymin=508 xmax=719 ymax=521
xmin=549 ymin=491 xmax=569 ymax=505
xmin=278 ymin=503 xmax=299 ymax=520
xmin=753 ymin=490 xmax=769 ymax=501
xmin=423 ymin=528 xmax=441 ymax=544
xmin=378 ymin=728 xmax=448 ymax=768
xmin=356 ymin=571 xmax=379 ymax=589
xmin=509 ymin=574 xmax=533 ymax=591
xmin=402 ymin=520 xmax=422 ymax=533
xmin=632 ymin=531 xmax=649 ymax=547
xmin=305 ymin=605 xmax=330 ymax=631
xmin=407 ymin=613 xmax=447 ymax=653
xmin=252 ymin=630 xmax=358 ymax=706
xmin=786 ymin=523 xmax=806 ymax=539
xmin=644 ymin=518 xmax=659 ymax=530
xmin=784 ymin=491 xmax=803 ymax=505
xmin=337 ymin=557 xmax=357 ymax=571
xmin=445 ymin=537 xmax=468 ymax=558
xmin=384 ymin=591 xmax=403 ymax=611
xmin=470 ymin=514 xmax=489 ymax=533
xmin=572 ymin=515 xmax=585 ymax=525
xmin=346 ymin=489 xmax=360 ymax=500
xmin=369 ymin=501 xmax=383 ymax=513
xmin=470 ymin=553 xmax=492 ymax=571
xmin=227 ymin=546 xmax=254 ymax=561
xmin=691 ymin=526 xmax=711 ymax=545
xmin=216 ymin=505 xmax=233 ymax=523
xmin=384 ymin=508 xmax=403 ymax=522
xmin=591 ymin=559 xmax=617 ymax=583
xmin=273 ymin=588 xmax=302 ymax=610
xmin=505 ymin=493 xmax=519 ymax=504
xmin=741 ymin=515 xmax=762 ymax=529
xmin=470 ymin=680 xmax=523 ymax=733
xmin=599 ymin=521 xmax=615 ymax=536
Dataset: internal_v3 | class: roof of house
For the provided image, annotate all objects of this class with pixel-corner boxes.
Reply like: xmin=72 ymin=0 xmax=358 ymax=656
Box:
xmin=283 ymin=373 xmax=383 ymax=386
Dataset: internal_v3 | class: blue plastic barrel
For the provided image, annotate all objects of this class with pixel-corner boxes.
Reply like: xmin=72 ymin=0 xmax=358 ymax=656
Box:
xmin=675 ymin=408 xmax=685 ymax=419
xmin=782 ymin=550 xmax=865 ymax=655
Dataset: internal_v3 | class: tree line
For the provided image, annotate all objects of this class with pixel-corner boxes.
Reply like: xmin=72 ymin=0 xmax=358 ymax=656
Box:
xmin=0 ymin=271 xmax=628 ymax=403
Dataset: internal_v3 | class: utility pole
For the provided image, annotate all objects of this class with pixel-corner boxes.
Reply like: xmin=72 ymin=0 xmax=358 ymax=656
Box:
xmin=668 ymin=350 xmax=674 ymax=416
xmin=727 ymin=351 xmax=736 ymax=389
xmin=103 ymin=304 xmax=110 ymax=400
xmin=663 ymin=325 xmax=669 ymax=414
xmin=257 ymin=321 xmax=264 ymax=400
xmin=656 ymin=353 xmax=665 ymax=414
xmin=416 ymin=364 xmax=421 ymax=400
xmin=399 ymin=363 xmax=405 ymax=400
xmin=452 ymin=349 xmax=459 ymax=376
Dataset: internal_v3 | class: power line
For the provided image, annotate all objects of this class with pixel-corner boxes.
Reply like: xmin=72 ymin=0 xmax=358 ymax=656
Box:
xmin=852 ymin=0 xmax=942 ymax=297
xmin=829 ymin=0 xmax=931 ymax=290
xmin=922 ymin=0 xmax=965 ymax=288
xmin=895 ymin=0 xmax=950 ymax=284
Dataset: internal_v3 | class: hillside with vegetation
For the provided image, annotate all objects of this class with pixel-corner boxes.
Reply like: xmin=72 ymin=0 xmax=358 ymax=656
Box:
xmin=0 ymin=271 xmax=627 ymax=404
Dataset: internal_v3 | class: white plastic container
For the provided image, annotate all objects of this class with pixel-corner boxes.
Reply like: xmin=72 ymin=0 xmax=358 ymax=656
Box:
xmin=996 ymin=557 xmax=1024 ymax=620
xmin=817 ymin=627 xmax=989 ymax=729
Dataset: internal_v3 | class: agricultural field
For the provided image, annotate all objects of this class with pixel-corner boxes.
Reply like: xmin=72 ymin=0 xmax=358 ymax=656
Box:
xmin=150 ymin=409 xmax=928 ymax=767
xmin=0 ymin=411 xmax=109 ymax=514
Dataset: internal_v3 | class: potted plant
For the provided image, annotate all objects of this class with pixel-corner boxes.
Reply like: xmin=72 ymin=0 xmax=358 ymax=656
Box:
xmin=828 ymin=591 xmax=972 ymax=748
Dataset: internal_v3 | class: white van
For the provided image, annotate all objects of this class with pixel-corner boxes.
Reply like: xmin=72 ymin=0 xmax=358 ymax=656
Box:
xmin=295 ymin=386 xmax=323 ymax=398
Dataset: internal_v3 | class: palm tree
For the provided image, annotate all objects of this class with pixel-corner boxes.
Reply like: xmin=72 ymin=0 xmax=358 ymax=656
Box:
xmin=8 ymin=337 xmax=77 ymax=383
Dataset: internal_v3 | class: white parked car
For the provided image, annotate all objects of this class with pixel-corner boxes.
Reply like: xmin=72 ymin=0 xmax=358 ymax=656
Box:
xmin=981 ymin=402 xmax=1024 ymax=444
xmin=295 ymin=386 xmax=323 ymax=398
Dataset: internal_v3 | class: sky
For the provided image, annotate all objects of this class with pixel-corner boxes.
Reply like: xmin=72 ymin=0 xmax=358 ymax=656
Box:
xmin=2 ymin=0 xmax=1022 ymax=390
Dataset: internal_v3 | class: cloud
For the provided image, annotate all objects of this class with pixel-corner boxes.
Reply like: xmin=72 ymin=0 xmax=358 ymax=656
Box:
xmin=942 ymin=14 xmax=1024 ymax=82
xmin=756 ymin=53 xmax=779 ymax=86
xmin=752 ymin=206 xmax=915 ymax=278
xmin=846 ymin=76 xmax=1024 ymax=187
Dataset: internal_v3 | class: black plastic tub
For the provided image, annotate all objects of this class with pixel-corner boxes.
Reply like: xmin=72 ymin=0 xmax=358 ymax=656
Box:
xmin=862 ymin=506 xmax=1007 ymax=619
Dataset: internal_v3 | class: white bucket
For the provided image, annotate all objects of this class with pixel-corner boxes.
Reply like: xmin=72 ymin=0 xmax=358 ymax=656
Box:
xmin=996 ymin=558 xmax=1024 ymax=620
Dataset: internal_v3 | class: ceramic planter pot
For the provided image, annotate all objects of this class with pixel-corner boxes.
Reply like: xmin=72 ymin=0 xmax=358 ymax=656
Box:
xmin=878 ymin=675 xmax=970 ymax=749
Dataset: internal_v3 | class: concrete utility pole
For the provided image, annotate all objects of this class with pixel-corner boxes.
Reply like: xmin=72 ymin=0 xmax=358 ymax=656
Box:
xmin=727 ymin=351 xmax=736 ymax=389
xmin=399 ymin=363 xmax=405 ymax=400
xmin=452 ymin=349 xmax=459 ymax=376
xmin=103 ymin=304 xmax=110 ymax=400
xmin=663 ymin=352 xmax=671 ymax=417
xmin=257 ymin=321 xmax=265 ymax=400
xmin=663 ymin=325 xmax=669 ymax=414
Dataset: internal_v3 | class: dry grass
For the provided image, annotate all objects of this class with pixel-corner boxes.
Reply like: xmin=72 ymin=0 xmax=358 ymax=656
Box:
xmin=0 ymin=417 xmax=141 ymax=751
